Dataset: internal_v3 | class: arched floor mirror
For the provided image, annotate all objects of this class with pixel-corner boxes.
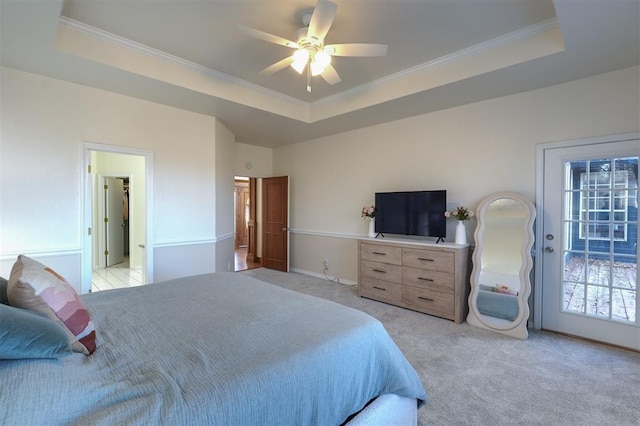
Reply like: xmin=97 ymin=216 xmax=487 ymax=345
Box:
xmin=467 ymin=192 xmax=536 ymax=339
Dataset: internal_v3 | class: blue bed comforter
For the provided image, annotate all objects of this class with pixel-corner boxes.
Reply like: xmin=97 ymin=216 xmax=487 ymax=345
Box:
xmin=0 ymin=272 xmax=426 ymax=425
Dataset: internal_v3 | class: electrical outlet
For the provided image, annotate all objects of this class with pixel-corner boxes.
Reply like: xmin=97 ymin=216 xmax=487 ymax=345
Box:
xmin=323 ymin=258 xmax=329 ymax=268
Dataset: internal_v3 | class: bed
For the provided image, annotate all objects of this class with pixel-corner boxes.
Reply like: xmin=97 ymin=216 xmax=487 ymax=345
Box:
xmin=477 ymin=288 xmax=519 ymax=321
xmin=1 ymin=269 xmax=427 ymax=425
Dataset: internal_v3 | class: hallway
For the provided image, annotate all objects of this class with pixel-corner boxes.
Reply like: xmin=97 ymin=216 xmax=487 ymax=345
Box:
xmin=235 ymin=246 xmax=261 ymax=272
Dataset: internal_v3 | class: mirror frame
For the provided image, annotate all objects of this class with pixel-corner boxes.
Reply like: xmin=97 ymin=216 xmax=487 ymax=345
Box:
xmin=467 ymin=192 xmax=536 ymax=339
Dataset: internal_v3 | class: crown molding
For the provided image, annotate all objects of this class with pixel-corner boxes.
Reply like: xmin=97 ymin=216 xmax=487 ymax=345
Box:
xmin=57 ymin=16 xmax=308 ymax=110
xmin=312 ymin=18 xmax=560 ymax=107
xmin=57 ymin=15 xmax=559 ymax=123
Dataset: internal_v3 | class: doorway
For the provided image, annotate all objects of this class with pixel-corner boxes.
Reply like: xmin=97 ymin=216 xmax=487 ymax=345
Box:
xmin=233 ymin=176 xmax=289 ymax=272
xmin=104 ymin=176 xmax=127 ymax=267
xmin=537 ymin=135 xmax=639 ymax=350
xmin=92 ymin=174 xmax=142 ymax=292
xmin=234 ymin=176 xmax=261 ymax=271
xmin=82 ymin=143 xmax=153 ymax=294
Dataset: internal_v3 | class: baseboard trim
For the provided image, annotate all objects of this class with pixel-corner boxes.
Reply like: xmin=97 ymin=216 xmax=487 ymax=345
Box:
xmin=290 ymin=267 xmax=358 ymax=286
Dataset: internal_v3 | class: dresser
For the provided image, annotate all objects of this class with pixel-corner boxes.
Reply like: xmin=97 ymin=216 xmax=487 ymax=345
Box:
xmin=358 ymin=239 xmax=470 ymax=323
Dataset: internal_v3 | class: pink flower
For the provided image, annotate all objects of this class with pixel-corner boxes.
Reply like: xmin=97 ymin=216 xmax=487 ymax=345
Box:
xmin=361 ymin=205 xmax=376 ymax=219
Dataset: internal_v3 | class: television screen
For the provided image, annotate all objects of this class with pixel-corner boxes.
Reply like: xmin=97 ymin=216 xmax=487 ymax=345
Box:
xmin=375 ymin=190 xmax=447 ymax=238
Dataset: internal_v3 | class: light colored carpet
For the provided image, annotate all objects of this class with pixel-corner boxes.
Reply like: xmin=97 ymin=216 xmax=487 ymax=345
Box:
xmin=240 ymin=268 xmax=640 ymax=426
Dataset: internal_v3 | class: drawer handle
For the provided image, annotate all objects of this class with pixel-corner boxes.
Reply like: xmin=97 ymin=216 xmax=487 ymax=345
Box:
xmin=373 ymin=286 xmax=387 ymax=291
xmin=418 ymin=257 xmax=434 ymax=262
xmin=418 ymin=296 xmax=434 ymax=302
xmin=372 ymin=252 xmax=387 ymax=256
xmin=418 ymin=277 xmax=434 ymax=282
xmin=372 ymin=269 xmax=386 ymax=273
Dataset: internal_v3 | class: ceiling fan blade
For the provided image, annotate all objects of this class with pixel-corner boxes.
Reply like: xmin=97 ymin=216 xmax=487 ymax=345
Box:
xmin=238 ymin=25 xmax=299 ymax=49
xmin=320 ymin=64 xmax=341 ymax=85
xmin=260 ymin=56 xmax=295 ymax=75
xmin=324 ymin=43 xmax=388 ymax=57
xmin=307 ymin=0 xmax=337 ymax=42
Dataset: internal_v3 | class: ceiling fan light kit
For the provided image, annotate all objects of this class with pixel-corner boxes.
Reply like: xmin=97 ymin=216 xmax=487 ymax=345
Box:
xmin=291 ymin=49 xmax=310 ymax=74
xmin=239 ymin=0 xmax=388 ymax=93
xmin=310 ymin=51 xmax=331 ymax=76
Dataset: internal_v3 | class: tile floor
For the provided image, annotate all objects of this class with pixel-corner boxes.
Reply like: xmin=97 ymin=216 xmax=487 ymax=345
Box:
xmin=92 ymin=249 xmax=261 ymax=291
xmin=91 ymin=257 xmax=143 ymax=293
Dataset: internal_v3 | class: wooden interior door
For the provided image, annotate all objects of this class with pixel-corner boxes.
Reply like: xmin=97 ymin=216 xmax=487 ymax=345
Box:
xmin=235 ymin=180 xmax=249 ymax=248
xmin=262 ymin=176 xmax=289 ymax=272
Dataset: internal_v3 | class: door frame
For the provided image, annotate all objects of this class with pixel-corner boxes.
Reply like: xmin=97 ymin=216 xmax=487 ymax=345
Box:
xmin=534 ymin=132 xmax=640 ymax=329
xmin=234 ymin=177 xmax=250 ymax=249
xmin=247 ymin=177 xmax=258 ymax=263
xmin=82 ymin=142 xmax=154 ymax=294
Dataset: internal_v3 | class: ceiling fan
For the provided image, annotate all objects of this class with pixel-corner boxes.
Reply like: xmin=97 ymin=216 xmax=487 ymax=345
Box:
xmin=239 ymin=0 xmax=388 ymax=93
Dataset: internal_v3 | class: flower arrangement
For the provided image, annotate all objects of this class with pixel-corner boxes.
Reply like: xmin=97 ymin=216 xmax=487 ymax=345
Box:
xmin=444 ymin=206 xmax=474 ymax=221
xmin=361 ymin=205 xmax=376 ymax=219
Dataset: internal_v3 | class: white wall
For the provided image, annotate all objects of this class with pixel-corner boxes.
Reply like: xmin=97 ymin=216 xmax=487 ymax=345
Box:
xmin=214 ymin=118 xmax=237 ymax=273
xmin=0 ymin=67 xmax=221 ymax=290
xmin=235 ymin=143 xmax=273 ymax=178
xmin=274 ymin=66 xmax=640 ymax=282
xmin=2 ymin=64 xmax=637 ymax=291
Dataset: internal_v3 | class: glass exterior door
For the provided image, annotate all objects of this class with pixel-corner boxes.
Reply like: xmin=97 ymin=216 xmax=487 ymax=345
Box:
xmin=541 ymin=139 xmax=639 ymax=350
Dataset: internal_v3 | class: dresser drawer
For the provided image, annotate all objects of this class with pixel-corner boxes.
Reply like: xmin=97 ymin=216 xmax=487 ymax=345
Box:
xmin=361 ymin=260 xmax=402 ymax=283
xmin=403 ymin=286 xmax=454 ymax=316
xmin=360 ymin=278 xmax=403 ymax=305
xmin=360 ymin=243 xmax=402 ymax=265
xmin=358 ymin=239 xmax=469 ymax=323
xmin=403 ymin=248 xmax=454 ymax=272
xmin=403 ymin=266 xmax=454 ymax=291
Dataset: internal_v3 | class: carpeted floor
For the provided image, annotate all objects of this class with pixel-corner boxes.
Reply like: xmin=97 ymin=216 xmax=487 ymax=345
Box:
xmin=240 ymin=268 xmax=640 ymax=426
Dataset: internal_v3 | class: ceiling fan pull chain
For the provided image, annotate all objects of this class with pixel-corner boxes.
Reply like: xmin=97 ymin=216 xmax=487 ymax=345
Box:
xmin=307 ymin=66 xmax=312 ymax=93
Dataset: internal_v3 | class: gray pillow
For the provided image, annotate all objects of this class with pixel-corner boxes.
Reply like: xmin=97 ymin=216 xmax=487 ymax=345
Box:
xmin=0 ymin=303 xmax=73 ymax=359
xmin=0 ymin=276 xmax=8 ymax=304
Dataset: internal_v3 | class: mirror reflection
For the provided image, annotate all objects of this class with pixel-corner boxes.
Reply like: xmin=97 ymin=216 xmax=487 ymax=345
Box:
xmin=467 ymin=192 xmax=535 ymax=339
xmin=476 ymin=198 xmax=527 ymax=322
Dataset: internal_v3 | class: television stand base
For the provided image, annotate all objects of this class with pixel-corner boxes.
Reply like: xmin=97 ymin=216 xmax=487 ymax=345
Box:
xmin=435 ymin=237 xmax=445 ymax=244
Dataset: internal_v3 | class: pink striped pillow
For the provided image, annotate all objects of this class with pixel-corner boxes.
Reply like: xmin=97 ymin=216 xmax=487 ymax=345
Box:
xmin=7 ymin=255 xmax=96 ymax=355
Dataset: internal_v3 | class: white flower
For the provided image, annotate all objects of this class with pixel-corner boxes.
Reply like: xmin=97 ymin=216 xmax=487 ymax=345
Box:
xmin=445 ymin=206 xmax=474 ymax=221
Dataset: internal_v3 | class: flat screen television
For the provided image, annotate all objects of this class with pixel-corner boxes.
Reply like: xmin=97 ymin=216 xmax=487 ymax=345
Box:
xmin=375 ymin=190 xmax=447 ymax=239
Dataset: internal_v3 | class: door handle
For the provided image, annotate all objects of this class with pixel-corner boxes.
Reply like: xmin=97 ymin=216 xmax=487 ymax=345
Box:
xmin=138 ymin=244 xmax=145 ymax=249
xmin=544 ymin=246 xmax=554 ymax=253
xmin=282 ymin=228 xmax=289 ymax=231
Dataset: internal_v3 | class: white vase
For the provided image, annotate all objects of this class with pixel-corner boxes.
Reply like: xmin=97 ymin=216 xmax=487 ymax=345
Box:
xmin=455 ymin=220 xmax=467 ymax=244
xmin=368 ymin=219 xmax=376 ymax=237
